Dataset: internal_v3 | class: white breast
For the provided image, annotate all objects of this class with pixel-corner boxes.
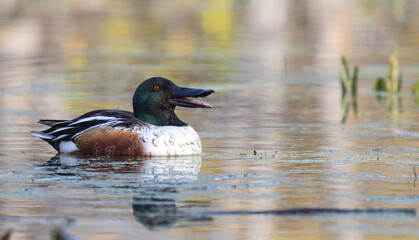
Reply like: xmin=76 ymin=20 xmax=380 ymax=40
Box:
xmin=134 ymin=125 xmax=202 ymax=156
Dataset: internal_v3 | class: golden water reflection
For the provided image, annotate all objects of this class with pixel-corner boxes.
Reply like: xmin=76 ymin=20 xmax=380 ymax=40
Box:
xmin=1 ymin=0 xmax=419 ymax=240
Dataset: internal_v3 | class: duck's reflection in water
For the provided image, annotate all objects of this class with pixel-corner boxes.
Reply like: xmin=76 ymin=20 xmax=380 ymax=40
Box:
xmin=42 ymin=154 xmax=212 ymax=230
xmin=132 ymin=189 xmax=212 ymax=230
xmin=133 ymin=155 xmax=212 ymax=230
xmin=136 ymin=155 xmax=202 ymax=183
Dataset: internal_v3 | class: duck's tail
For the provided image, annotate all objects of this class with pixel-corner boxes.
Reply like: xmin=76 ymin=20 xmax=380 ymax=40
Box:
xmin=38 ymin=119 xmax=67 ymax=126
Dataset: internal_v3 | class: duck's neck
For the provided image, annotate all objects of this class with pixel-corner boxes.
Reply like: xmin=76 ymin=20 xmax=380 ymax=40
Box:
xmin=133 ymin=106 xmax=187 ymax=127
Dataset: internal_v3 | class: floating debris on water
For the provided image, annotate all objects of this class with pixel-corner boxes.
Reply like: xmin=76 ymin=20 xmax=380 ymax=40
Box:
xmin=371 ymin=148 xmax=384 ymax=152
xmin=214 ymin=173 xmax=258 ymax=181
xmin=52 ymin=227 xmax=81 ymax=240
xmin=185 ymin=181 xmax=278 ymax=191
xmin=1 ymin=229 xmax=12 ymax=240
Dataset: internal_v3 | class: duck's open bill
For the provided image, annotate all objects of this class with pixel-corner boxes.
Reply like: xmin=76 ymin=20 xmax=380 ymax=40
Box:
xmin=170 ymin=98 xmax=213 ymax=108
xmin=170 ymin=86 xmax=214 ymax=108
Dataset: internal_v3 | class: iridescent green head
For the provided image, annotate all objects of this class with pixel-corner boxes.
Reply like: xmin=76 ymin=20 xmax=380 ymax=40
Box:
xmin=132 ymin=77 xmax=214 ymax=126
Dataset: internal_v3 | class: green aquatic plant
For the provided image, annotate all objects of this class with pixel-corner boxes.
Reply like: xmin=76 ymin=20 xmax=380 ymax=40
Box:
xmin=374 ymin=77 xmax=385 ymax=91
xmin=373 ymin=47 xmax=404 ymax=122
xmin=375 ymin=47 xmax=402 ymax=93
xmin=340 ymin=56 xmax=358 ymax=96
xmin=413 ymin=79 xmax=419 ymax=106
xmin=412 ymin=79 xmax=419 ymax=95
xmin=340 ymin=56 xmax=358 ymax=123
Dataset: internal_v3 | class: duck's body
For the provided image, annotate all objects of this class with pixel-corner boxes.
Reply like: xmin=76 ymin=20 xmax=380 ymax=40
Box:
xmin=32 ymin=77 xmax=214 ymax=157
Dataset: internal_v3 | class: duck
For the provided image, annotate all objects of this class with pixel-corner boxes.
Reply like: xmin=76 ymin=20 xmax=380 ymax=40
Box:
xmin=31 ymin=77 xmax=214 ymax=157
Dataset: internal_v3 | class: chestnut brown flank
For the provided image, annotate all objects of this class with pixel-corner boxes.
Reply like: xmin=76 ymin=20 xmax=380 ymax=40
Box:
xmin=75 ymin=127 xmax=147 ymax=157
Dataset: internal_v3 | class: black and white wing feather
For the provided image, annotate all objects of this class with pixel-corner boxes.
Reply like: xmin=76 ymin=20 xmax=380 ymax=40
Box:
xmin=31 ymin=110 xmax=142 ymax=152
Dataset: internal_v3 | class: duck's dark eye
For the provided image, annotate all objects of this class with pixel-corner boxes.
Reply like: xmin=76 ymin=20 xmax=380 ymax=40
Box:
xmin=153 ymin=85 xmax=159 ymax=91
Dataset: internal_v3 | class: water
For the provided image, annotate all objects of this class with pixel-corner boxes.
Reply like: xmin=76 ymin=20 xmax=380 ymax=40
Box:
xmin=1 ymin=0 xmax=419 ymax=239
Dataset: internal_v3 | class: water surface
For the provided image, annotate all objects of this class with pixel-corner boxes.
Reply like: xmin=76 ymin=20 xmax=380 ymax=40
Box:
xmin=1 ymin=1 xmax=419 ymax=239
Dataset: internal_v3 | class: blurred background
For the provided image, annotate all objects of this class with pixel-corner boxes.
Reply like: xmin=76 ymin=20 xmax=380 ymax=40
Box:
xmin=1 ymin=0 xmax=419 ymax=116
xmin=1 ymin=0 xmax=419 ymax=239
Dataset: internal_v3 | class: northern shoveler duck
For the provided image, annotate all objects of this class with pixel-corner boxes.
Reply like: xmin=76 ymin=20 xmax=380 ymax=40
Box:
xmin=31 ymin=77 xmax=214 ymax=157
